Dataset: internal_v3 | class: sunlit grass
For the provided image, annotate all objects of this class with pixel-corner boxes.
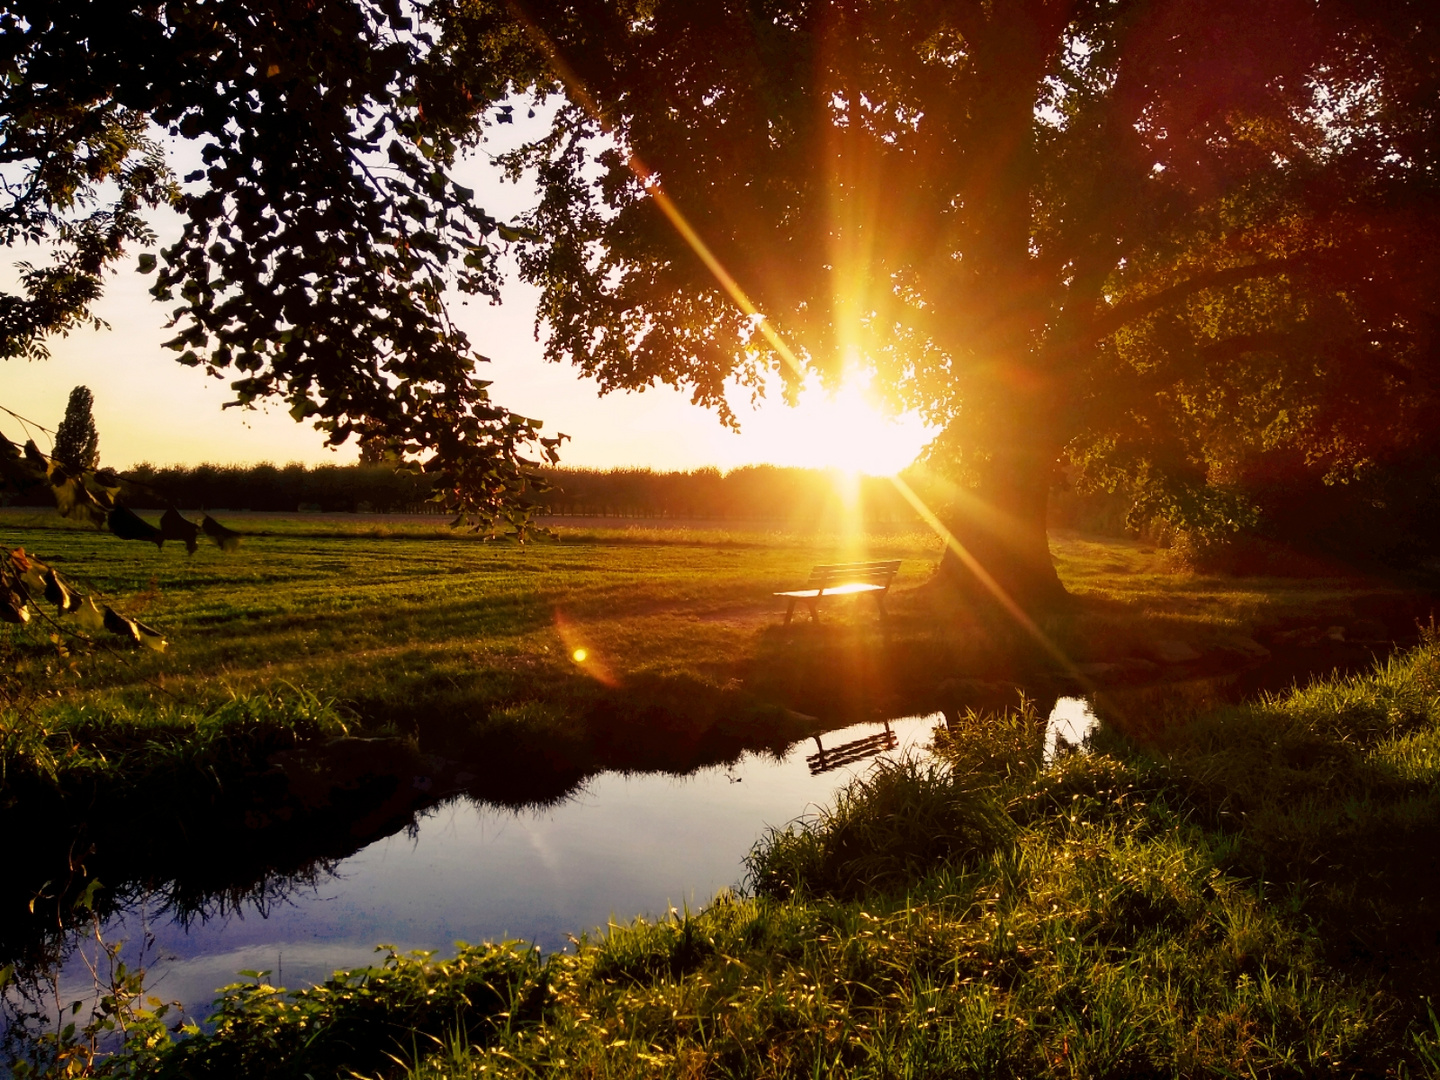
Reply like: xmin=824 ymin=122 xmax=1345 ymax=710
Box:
xmin=0 ymin=513 xmax=940 ymax=747
xmin=0 ymin=513 xmax=1415 ymax=739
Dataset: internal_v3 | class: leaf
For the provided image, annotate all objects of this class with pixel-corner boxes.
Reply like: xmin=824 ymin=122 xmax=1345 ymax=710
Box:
xmin=43 ymin=569 xmax=75 ymax=612
xmin=202 ymin=515 xmax=242 ymax=552
xmin=137 ymin=253 xmax=157 ymax=273
xmin=103 ymin=605 xmax=143 ymax=643
xmin=73 ymin=595 xmax=106 ymax=633
xmin=51 ymin=474 xmax=105 ymax=526
xmin=134 ymin=619 xmax=168 ymax=652
xmin=160 ymin=507 xmax=200 ymax=554
xmin=108 ymin=505 xmax=163 ymax=546
xmin=0 ymin=434 xmax=46 ymax=492
xmin=73 ymin=879 xmax=104 ymax=912
xmin=18 ymin=558 xmax=45 ymax=594
xmin=1 ymin=590 xmax=30 ymax=623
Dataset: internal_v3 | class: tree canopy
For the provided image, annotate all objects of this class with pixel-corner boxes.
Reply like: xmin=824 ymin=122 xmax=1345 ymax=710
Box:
xmin=0 ymin=0 xmax=561 ymax=532
xmin=6 ymin=0 xmax=1436 ymax=584
xmin=456 ymin=0 xmax=1439 ymax=601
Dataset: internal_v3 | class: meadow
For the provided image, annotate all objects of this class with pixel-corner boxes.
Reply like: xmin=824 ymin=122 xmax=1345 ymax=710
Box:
xmin=0 ymin=509 xmax=1418 ymax=733
xmin=3 ymin=509 xmax=1437 ymax=1077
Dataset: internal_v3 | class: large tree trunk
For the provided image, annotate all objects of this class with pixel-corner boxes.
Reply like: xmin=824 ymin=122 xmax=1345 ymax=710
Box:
xmin=934 ymin=419 xmax=1066 ymax=616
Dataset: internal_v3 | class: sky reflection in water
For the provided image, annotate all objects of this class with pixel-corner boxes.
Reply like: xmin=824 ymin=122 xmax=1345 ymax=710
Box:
xmin=68 ymin=702 xmax=1095 ymax=1017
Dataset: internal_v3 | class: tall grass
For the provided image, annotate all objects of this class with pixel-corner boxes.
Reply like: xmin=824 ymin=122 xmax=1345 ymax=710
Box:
xmin=0 ymin=688 xmax=351 ymax=807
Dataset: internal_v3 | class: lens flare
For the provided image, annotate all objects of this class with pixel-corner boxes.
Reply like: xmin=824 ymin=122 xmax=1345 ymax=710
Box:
xmin=554 ymin=611 xmax=618 ymax=686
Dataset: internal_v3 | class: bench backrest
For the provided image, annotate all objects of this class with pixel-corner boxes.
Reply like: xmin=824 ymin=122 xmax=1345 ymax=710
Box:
xmin=806 ymin=560 xmax=901 ymax=591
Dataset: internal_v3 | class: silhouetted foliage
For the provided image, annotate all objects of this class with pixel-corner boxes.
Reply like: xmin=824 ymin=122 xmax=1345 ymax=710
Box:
xmin=0 ymin=0 xmax=560 ymax=533
xmin=50 ymin=386 xmax=99 ymax=475
xmin=452 ymin=0 xmax=1440 ymax=592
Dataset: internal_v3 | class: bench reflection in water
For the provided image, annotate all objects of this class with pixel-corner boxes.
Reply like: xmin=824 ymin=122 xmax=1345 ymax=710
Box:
xmin=806 ymin=720 xmax=899 ymax=776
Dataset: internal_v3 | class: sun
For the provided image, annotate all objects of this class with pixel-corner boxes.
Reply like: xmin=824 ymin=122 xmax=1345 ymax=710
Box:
xmin=779 ymin=367 xmax=932 ymax=477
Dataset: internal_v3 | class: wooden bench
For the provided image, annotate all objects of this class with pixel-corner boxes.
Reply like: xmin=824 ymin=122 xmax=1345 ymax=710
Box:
xmin=775 ymin=560 xmax=901 ymax=624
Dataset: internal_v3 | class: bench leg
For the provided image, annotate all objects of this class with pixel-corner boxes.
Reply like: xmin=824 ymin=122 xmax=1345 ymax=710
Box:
xmin=808 ymin=599 xmax=819 ymax=623
xmin=784 ymin=598 xmax=797 ymax=625
xmin=873 ymin=593 xmax=888 ymax=619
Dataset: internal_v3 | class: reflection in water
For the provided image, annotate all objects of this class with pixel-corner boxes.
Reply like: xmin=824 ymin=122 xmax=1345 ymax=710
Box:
xmin=1046 ymin=697 xmax=1098 ymax=761
xmin=4 ymin=714 xmax=945 ymax=1026
xmin=4 ymin=698 xmax=1105 ymax=1029
xmin=807 ymin=722 xmax=898 ymax=775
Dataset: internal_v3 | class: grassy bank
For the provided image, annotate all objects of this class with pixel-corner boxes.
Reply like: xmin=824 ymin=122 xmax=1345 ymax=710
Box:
xmin=1 ymin=515 xmax=1427 ymax=953
xmin=22 ymin=633 xmax=1437 ymax=1078
xmin=0 ymin=689 xmax=362 ymax=972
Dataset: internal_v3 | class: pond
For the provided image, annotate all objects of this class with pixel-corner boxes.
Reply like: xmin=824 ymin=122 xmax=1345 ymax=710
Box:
xmin=11 ymin=701 xmax=1098 ymax=1026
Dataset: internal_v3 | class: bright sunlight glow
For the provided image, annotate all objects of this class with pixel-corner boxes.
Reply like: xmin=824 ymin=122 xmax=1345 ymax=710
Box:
xmin=757 ymin=368 xmax=932 ymax=477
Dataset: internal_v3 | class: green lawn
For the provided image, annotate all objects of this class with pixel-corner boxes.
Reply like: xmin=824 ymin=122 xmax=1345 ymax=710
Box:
xmin=2 ymin=512 xmax=937 ymax=717
xmin=2 ymin=513 xmax=1416 ymax=733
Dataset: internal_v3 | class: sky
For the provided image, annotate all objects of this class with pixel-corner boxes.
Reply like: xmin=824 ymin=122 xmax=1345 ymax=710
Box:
xmin=1 ymin=121 xmax=934 ymax=476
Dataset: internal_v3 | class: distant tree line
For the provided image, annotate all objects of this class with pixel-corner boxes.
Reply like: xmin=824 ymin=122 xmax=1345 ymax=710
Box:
xmin=96 ymin=462 xmax=956 ymax=525
xmin=119 ymin=462 xmax=436 ymax=515
xmin=535 ymin=466 xmax=939 ymax=525
xmin=11 ymin=454 xmax=1429 ymax=574
xmin=3 ymin=460 xmax=982 ymax=526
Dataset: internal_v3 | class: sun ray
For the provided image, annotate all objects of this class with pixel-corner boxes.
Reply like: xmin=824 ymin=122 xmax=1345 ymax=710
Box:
xmin=512 ymin=8 xmax=1096 ymax=690
xmin=887 ymin=475 xmax=1091 ymax=687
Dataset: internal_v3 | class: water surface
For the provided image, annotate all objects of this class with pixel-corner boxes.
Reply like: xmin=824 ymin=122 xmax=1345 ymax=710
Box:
xmin=23 ymin=701 xmax=1095 ymax=1022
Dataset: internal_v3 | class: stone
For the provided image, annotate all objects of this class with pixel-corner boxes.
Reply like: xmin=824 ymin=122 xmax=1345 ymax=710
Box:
xmin=1145 ymin=639 xmax=1202 ymax=664
xmin=1216 ymin=635 xmax=1271 ymax=660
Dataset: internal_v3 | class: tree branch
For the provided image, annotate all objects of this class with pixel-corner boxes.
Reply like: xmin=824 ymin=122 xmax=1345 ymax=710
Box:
xmin=1089 ymin=256 xmax=1306 ymax=342
xmin=1196 ymin=331 xmax=1292 ymax=366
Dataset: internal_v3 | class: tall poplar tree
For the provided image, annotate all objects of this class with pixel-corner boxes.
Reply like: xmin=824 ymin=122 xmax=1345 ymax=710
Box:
xmin=51 ymin=385 xmax=99 ymax=474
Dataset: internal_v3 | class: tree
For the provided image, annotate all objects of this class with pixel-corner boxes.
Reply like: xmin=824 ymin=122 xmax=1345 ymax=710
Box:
xmin=51 ymin=385 xmax=99 ymax=475
xmin=0 ymin=0 xmax=561 ymax=533
xmin=453 ymin=0 xmax=1439 ymax=605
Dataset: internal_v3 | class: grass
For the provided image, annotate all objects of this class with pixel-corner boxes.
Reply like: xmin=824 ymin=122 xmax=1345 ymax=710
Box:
xmin=2 ymin=510 xmax=1438 ymax=1076
xmin=0 ymin=513 xmax=1418 ymax=734
xmin=1047 ymin=530 xmax=1417 ymax=662
xmin=0 ymin=512 xmax=936 ymax=718
xmin=29 ymin=634 xmax=1440 ymax=1078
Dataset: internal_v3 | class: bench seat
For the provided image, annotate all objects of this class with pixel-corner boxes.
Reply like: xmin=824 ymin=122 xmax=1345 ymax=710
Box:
xmin=775 ymin=560 xmax=901 ymax=624
xmin=775 ymin=581 xmax=887 ymax=599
